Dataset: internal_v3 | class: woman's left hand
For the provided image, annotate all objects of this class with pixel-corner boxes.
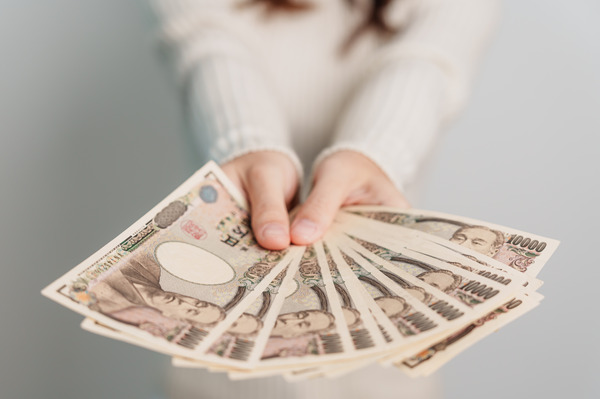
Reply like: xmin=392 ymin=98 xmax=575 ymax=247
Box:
xmin=290 ymin=150 xmax=410 ymax=245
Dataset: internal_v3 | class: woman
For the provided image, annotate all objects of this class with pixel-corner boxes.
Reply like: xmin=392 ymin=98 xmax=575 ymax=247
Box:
xmin=151 ymin=0 xmax=499 ymax=397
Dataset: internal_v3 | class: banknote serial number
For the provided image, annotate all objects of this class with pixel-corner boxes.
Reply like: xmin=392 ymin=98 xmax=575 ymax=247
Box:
xmin=506 ymin=235 xmax=546 ymax=252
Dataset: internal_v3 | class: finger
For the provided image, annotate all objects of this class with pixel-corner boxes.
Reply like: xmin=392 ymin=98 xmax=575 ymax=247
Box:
xmin=246 ymin=166 xmax=292 ymax=250
xmin=290 ymin=175 xmax=350 ymax=245
xmin=220 ymin=163 xmax=245 ymax=195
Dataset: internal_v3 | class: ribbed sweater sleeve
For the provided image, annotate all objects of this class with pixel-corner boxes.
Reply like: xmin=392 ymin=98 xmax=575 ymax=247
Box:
xmin=152 ymin=1 xmax=303 ymax=177
xmin=318 ymin=0 xmax=500 ymax=191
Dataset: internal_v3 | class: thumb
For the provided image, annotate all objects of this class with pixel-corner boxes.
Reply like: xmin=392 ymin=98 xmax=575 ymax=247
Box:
xmin=246 ymin=166 xmax=294 ymax=250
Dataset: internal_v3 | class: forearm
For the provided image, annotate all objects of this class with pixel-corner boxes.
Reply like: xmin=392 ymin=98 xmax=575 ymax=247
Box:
xmin=186 ymin=53 xmax=298 ymax=167
xmin=321 ymin=58 xmax=446 ymax=191
xmin=321 ymin=0 xmax=501 ymax=190
xmin=152 ymin=1 xmax=302 ymax=175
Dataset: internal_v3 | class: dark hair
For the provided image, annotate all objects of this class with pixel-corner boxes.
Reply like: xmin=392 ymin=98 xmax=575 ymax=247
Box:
xmin=239 ymin=0 xmax=402 ymax=53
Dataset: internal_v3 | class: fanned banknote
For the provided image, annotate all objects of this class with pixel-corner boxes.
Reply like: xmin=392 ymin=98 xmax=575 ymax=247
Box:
xmin=334 ymin=211 xmax=544 ymax=290
xmin=337 ymin=235 xmax=518 ymax=319
xmin=42 ymin=162 xmax=302 ymax=361
xmin=341 ymin=206 xmax=559 ymax=277
xmin=42 ymin=162 xmax=558 ymax=380
xmin=395 ymin=290 xmax=543 ymax=376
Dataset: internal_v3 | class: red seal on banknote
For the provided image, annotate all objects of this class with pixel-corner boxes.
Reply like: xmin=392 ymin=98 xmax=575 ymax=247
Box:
xmin=181 ymin=220 xmax=207 ymax=240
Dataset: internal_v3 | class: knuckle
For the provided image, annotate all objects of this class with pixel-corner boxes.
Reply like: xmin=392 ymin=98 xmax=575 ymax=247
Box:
xmin=252 ymin=207 xmax=286 ymax=225
xmin=299 ymin=197 xmax=334 ymax=223
xmin=246 ymin=164 xmax=272 ymax=182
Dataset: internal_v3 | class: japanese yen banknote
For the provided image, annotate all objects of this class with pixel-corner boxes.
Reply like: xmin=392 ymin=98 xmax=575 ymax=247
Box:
xmin=42 ymin=161 xmax=558 ymax=379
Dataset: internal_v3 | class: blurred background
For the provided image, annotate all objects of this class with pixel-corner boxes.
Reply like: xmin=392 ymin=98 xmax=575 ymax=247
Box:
xmin=1 ymin=0 xmax=598 ymax=398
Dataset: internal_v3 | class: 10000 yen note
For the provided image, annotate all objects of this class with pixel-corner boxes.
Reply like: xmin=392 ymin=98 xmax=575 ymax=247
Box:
xmin=266 ymin=241 xmax=398 ymax=382
xmin=82 ymin=260 xmax=296 ymax=371
xmin=279 ymin=242 xmax=395 ymax=382
xmin=253 ymin=246 xmax=359 ymax=369
xmin=42 ymin=160 xmax=555 ymax=379
xmin=325 ymin=239 xmax=452 ymax=348
xmin=42 ymin=161 xmax=302 ymax=361
xmin=116 ymin=252 xmax=303 ymax=371
xmin=334 ymin=212 xmax=543 ymax=290
xmin=343 ymin=206 xmax=559 ymax=277
xmin=225 ymin=241 xmax=395 ymax=381
xmin=395 ymin=290 xmax=543 ymax=376
xmin=330 ymin=214 xmax=548 ymax=374
xmin=283 ymin=237 xmax=448 ymax=383
xmin=196 ymin=251 xmax=303 ymax=368
xmin=315 ymin=242 xmax=389 ymax=351
xmin=202 ymin=267 xmax=295 ymax=367
xmin=332 ymin=238 xmax=540 ymax=371
xmin=232 ymin=236 xmax=460 ymax=382
xmin=337 ymin=238 xmax=472 ymax=324
xmin=339 ymin=235 xmax=518 ymax=318
xmin=220 ymin=245 xmax=368 ymax=377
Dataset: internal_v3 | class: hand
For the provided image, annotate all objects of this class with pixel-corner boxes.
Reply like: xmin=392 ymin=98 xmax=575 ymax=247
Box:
xmin=290 ymin=150 xmax=410 ymax=245
xmin=221 ymin=151 xmax=299 ymax=251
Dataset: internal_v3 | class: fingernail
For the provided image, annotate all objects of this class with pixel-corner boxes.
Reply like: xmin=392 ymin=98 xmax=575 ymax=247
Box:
xmin=291 ymin=219 xmax=319 ymax=242
xmin=261 ymin=223 xmax=286 ymax=239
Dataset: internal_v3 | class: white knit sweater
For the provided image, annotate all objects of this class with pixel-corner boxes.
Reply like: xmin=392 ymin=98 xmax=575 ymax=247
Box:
xmin=150 ymin=1 xmax=499 ymax=397
xmin=153 ymin=0 xmax=499 ymax=193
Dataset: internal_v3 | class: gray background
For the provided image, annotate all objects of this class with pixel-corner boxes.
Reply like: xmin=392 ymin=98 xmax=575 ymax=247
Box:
xmin=0 ymin=1 xmax=598 ymax=398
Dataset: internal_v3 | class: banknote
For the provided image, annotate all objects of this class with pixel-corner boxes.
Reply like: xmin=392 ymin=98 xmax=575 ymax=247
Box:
xmin=226 ymin=235 xmax=463 ymax=381
xmin=202 ymin=261 xmax=298 ymax=367
xmin=332 ymin=215 xmax=549 ymax=374
xmin=225 ymin=242 xmax=395 ymax=380
xmin=251 ymin=246 xmax=359 ymax=368
xmin=410 ymin=238 xmax=544 ymax=291
xmin=126 ymin=254 xmax=302 ymax=371
xmin=278 ymin=242 xmax=426 ymax=379
xmin=315 ymin=242 xmax=389 ymax=351
xmin=334 ymin=212 xmax=544 ymax=290
xmin=164 ymin=261 xmax=301 ymax=369
xmin=413 ymin=243 xmax=531 ymax=287
xmin=82 ymin=261 xmax=297 ymax=370
xmin=395 ymin=290 xmax=543 ymax=376
xmin=175 ymin=241 xmax=393 ymax=371
xmin=337 ymin=234 xmax=518 ymax=318
xmin=43 ymin=161 xmax=556 ymax=380
xmin=342 ymin=206 xmax=559 ymax=277
xmin=338 ymin=245 xmax=469 ymax=329
xmin=167 ymin=249 xmax=308 ymax=369
xmin=279 ymin=227 xmax=548 ymax=378
xmin=325 ymin=242 xmax=475 ymax=371
xmin=312 ymin=237 xmax=541 ymax=375
xmin=325 ymin=238 xmax=454 ymax=348
xmin=42 ymin=161 xmax=302 ymax=361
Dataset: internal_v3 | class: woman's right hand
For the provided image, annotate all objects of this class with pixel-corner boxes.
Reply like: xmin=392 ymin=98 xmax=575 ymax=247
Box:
xmin=221 ymin=151 xmax=299 ymax=251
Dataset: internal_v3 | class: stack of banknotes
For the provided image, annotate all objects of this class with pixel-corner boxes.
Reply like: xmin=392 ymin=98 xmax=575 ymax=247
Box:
xmin=42 ymin=161 xmax=558 ymax=380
